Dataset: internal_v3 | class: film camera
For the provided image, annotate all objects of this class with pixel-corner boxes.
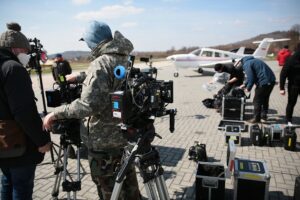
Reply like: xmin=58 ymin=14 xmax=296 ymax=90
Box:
xmin=111 ymin=56 xmax=176 ymax=142
xmin=45 ymin=74 xmax=82 ymax=144
xmin=27 ymin=38 xmax=47 ymax=70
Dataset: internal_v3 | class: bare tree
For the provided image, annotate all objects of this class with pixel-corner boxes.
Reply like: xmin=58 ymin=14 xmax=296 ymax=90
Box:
xmin=288 ymin=24 xmax=300 ymax=50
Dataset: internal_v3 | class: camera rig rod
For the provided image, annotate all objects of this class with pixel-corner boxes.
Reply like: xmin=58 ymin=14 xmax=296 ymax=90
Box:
xmin=29 ymin=38 xmax=47 ymax=115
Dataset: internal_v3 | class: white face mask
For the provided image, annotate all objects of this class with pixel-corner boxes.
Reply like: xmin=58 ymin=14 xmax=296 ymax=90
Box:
xmin=17 ymin=53 xmax=31 ymax=66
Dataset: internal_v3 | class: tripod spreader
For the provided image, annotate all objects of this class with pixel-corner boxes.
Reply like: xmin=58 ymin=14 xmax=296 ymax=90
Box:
xmin=115 ymin=132 xmax=148 ymax=183
xmin=136 ymin=147 xmax=164 ymax=183
xmin=62 ymin=180 xmax=81 ymax=192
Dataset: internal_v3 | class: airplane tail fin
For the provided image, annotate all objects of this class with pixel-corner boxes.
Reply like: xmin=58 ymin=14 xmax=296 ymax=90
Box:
xmin=236 ymin=46 xmax=245 ymax=55
xmin=252 ymin=38 xmax=290 ymax=58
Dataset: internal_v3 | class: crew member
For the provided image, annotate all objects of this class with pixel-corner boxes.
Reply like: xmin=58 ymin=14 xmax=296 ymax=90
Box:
xmin=43 ymin=21 xmax=140 ymax=200
xmin=279 ymin=43 xmax=300 ymax=125
xmin=277 ymin=45 xmax=292 ymax=67
xmin=0 ymin=22 xmax=51 ymax=199
xmin=214 ymin=63 xmax=244 ymax=95
xmin=51 ymin=53 xmax=72 ymax=82
xmin=240 ymin=56 xmax=276 ymax=123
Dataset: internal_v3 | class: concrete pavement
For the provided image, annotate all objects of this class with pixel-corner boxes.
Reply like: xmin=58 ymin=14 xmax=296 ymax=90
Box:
xmin=1 ymin=60 xmax=299 ymax=200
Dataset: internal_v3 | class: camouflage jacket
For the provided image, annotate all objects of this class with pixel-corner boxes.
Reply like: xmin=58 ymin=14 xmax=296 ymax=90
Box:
xmin=54 ymin=31 xmax=133 ymax=151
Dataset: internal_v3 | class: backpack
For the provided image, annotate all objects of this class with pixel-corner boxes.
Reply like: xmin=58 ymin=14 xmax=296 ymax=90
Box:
xmin=202 ymin=98 xmax=215 ymax=108
xmin=0 ymin=120 xmax=27 ymax=158
xmin=0 ymin=58 xmax=27 ymax=158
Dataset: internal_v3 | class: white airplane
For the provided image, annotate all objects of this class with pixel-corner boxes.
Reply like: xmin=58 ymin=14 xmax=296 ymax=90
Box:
xmin=166 ymin=38 xmax=290 ymax=77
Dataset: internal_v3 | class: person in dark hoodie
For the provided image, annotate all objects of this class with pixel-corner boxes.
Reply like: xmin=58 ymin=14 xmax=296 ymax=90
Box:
xmin=0 ymin=22 xmax=51 ymax=199
xmin=43 ymin=21 xmax=141 ymax=200
xmin=239 ymin=56 xmax=276 ymax=123
xmin=279 ymin=43 xmax=300 ymax=125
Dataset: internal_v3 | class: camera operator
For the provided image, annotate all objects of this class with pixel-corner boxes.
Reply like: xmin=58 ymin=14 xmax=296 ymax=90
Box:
xmin=51 ymin=53 xmax=72 ymax=82
xmin=0 ymin=22 xmax=51 ymax=199
xmin=43 ymin=21 xmax=141 ymax=200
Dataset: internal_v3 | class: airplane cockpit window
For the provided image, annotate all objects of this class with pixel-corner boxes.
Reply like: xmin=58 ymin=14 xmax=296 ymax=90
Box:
xmin=215 ymin=52 xmax=221 ymax=57
xmin=201 ymin=51 xmax=213 ymax=57
xmin=191 ymin=49 xmax=201 ymax=56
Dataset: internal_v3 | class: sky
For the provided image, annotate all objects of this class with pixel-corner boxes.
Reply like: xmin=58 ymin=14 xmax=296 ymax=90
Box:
xmin=0 ymin=0 xmax=299 ymax=54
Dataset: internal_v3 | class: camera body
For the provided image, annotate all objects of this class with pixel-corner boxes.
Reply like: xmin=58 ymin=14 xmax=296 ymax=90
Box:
xmin=45 ymin=74 xmax=82 ymax=144
xmin=111 ymin=56 xmax=176 ymax=143
xmin=111 ymin=57 xmax=174 ymax=127
xmin=27 ymin=38 xmax=47 ymax=70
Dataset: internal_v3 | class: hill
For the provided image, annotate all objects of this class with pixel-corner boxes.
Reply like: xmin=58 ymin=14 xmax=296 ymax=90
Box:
xmin=212 ymin=31 xmax=289 ymax=52
xmin=49 ymin=29 xmax=299 ymax=61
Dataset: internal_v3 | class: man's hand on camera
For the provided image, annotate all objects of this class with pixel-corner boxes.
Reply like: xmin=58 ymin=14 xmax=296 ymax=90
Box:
xmin=280 ymin=90 xmax=285 ymax=95
xmin=38 ymin=142 xmax=52 ymax=153
xmin=65 ymin=74 xmax=77 ymax=83
xmin=43 ymin=112 xmax=56 ymax=131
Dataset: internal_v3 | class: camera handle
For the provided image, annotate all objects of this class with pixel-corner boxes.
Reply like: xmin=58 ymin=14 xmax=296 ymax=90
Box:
xmin=166 ymin=109 xmax=176 ymax=133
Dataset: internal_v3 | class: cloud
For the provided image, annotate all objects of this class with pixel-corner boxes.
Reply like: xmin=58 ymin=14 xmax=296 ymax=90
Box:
xmin=72 ymin=0 xmax=91 ymax=5
xmin=162 ymin=0 xmax=182 ymax=2
xmin=75 ymin=5 xmax=144 ymax=20
xmin=267 ymin=16 xmax=293 ymax=24
xmin=121 ymin=22 xmax=138 ymax=28
xmin=233 ymin=19 xmax=247 ymax=26
xmin=123 ymin=0 xmax=133 ymax=5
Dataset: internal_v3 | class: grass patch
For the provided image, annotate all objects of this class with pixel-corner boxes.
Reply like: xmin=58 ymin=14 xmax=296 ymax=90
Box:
xmin=38 ymin=62 xmax=90 ymax=74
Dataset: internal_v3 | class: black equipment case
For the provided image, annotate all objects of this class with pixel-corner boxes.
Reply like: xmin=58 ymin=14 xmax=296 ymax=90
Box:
xmin=222 ymin=96 xmax=245 ymax=121
xmin=294 ymin=176 xmax=300 ymax=200
xmin=250 ymin=124 xmax=264 ymax=146
xmin=218 ymin=120 xmax=246 ymax=132
xmin=233 ymin=158 xmax=271 ymax=200
xmin=269 ymin=124 xmax=284 ymax=142
xmin=196 ymin=162 xmax=225 ymax=200
xmin=224 ymin=125 xmax=242 ymax=146
xmin=283 ymin=127 xmax=297 ymax=151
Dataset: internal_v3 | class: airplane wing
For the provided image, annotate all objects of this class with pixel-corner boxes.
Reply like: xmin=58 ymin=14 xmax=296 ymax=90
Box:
xmin=198 ymin=59 xmax=234 ymax=68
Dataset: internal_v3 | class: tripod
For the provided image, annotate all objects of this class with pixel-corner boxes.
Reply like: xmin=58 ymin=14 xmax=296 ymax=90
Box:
xmin=51 ymin=134 xmax=86 ymax=200
xmin=110 ymin=128 xmax=170 ymax=200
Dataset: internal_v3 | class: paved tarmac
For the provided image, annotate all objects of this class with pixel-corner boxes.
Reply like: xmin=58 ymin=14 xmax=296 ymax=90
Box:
xmin=1 ymin=60 xmax=299 ymax=200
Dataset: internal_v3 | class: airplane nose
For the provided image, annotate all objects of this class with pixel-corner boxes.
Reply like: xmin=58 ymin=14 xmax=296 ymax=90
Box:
xmin=166 ymin=56 xmax=175 ymax=61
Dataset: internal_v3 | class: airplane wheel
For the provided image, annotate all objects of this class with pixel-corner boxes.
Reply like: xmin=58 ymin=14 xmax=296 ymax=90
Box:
xmin=174 ymin=72 xmax=179 ymax=77
xmin=198 ymin=68 xmax=203 ymax=73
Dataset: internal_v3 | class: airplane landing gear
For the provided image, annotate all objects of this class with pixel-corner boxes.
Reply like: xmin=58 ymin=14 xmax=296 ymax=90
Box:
xmin=198 ymin=68 xmax=203 ymax=73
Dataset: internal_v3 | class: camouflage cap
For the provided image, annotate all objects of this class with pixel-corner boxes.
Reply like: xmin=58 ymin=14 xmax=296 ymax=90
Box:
xmin=0 ymin=22 xmax=31 ymax=51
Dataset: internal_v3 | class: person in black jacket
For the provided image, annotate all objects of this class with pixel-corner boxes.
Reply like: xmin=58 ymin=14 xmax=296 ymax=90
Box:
xmin=214 ymin=63 xmax=244 ymax=95
xmin=279 ymin=43 xmax=300 ymax=125
xmin=51 ymin=53 xmax=72 ymax=82
xmin=0 ymin=22 xmax=51 ymax=200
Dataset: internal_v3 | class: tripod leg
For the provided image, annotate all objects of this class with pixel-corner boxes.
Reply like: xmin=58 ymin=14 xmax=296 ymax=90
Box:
xmin=154 ymin=175 xmax=170 ymax=200
xmin=63 ymin=145 xmax=71 ymax=200
xmin=144 ymin=180 xmax=159 ymax=200
xmin=110 ymin=180 xmax=124 ymax=200
xmin=51 ymin=145 xmax=64 ymax=198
